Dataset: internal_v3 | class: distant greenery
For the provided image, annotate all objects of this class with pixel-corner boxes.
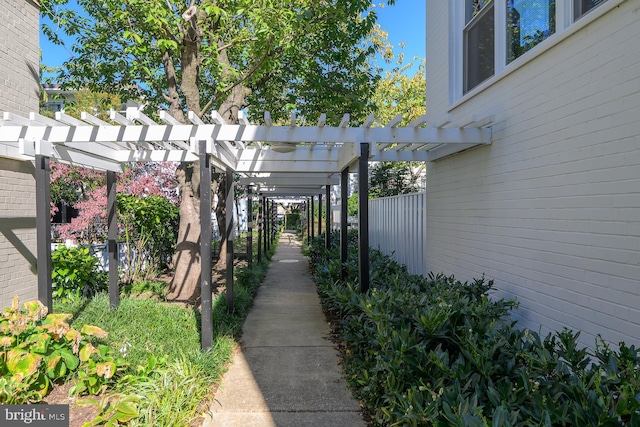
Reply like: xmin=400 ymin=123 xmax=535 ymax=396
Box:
xmin=310 ymin=231 xmax=640 ymax=426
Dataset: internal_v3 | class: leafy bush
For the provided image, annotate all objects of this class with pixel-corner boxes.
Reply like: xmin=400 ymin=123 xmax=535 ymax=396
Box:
xmin=0 ymin=297 xmax=126 ymax=404
xmin=117 ymin=194 xmax=179 ymax=280
xmin=52 ymin=245 xmax=106 ymax=303
xmin=309 ymin=235 xmax=640 ymax=426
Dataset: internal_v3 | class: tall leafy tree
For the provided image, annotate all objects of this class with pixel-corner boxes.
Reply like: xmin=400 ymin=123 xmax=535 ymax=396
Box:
xmin=41 ymin=0 xmax=394 ymax=301
xmin=369 ymin=53 xmax=426 ymax=198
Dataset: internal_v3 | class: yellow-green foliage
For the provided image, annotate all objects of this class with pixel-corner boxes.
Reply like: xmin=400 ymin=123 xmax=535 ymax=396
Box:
xmin=0 ymin=297 xmax=126 ymax=403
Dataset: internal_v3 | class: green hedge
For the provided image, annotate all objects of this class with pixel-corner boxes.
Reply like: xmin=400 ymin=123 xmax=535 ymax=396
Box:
xmin=309 ymin=231 xmax=640 ymax=426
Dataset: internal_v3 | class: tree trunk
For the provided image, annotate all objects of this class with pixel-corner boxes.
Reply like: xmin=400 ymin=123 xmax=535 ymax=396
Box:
xmin=168 ymin=5 xmax=247 ymax=299
xmin=168 ymin=164 xmax=202 ymax=302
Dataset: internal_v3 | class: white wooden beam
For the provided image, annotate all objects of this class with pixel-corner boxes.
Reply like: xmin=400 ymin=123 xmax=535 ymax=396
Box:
xmin=427 ymin=143 xmax=483 ymax=162
xmin=238 ymin=175 xmax=339 ymax=186
xmin=386 ymin=114 xmax=403 ymax=128
xmin=372 ymin=149 xmax=430 ymax=162
xmin=408 ymin=114 xmax=429 ymax=128
xmin=317 ymin=113 xmax=327 ymax=128
xmin=127 ymin=107 xmax=158 ymax=125
xmin=362 ymin=113 xmax=375 ymax=128
xmin=81 ymin=112 xmax=110 ymax=126
xmin=211 ymin=111 xmax=226 ymax=125
xmin=158 ymin=110 xmax=183 ymax=125
xmin=55 ymin=112 xmax=89 ymax=126
xmin=3 ymin=112 xmax=34 ymax=126
xmin=0 ymin=124 xmax=491 ymax=146
xmin=264 ymin=111 xmax=273 ymax=127
xmin=238 ymin=110 xmax=250 ymax=126
xmin=115 ymin=149 xmax=199 ymax=163
xmin=110 ymin=110 xmax=135 ymax=125
xmin=29 ymin=113 xmax=62 ymax=127
xmin=189 ymin=111 xmax=206 ymax=125
xmin=337 ymin=142 xmax=360 ymax=172
xmin=339 ymin=114 xmax=350 ymax=128
xmin=54 ymin=144 xmax=123 ymax=172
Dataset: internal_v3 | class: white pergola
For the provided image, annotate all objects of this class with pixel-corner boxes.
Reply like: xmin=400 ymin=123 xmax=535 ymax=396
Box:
xmin=0 ymin=107 xmax=492 ymax=349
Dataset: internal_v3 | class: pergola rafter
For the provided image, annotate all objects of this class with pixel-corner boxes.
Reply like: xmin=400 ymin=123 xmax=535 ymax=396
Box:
xmin=0 ymin=107 xmax=492 ymax=349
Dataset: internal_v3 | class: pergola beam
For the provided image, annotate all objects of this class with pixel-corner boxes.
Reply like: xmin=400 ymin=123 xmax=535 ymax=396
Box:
xmin=0 ymin=124 xmax=491 ymax=146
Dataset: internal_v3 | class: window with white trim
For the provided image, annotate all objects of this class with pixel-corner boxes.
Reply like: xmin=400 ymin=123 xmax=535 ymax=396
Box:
xmin=574 ymin=0 xmax=607 ymax=20
xmin=507 ymin=0 xmax=556 ymax=64
xmin=453 ymin=0 xmax=610 ymax=99
xmin=464 ymin=1 xmax=495 ymax=93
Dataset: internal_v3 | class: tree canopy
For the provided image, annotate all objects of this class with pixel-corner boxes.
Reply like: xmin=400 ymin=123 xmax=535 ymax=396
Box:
xmin=41 ymin=0 xmax=396 ymax=125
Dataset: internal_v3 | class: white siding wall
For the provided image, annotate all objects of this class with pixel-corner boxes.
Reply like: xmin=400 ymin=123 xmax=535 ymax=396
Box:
xmin=370 ymin=193 xmax=426 ymax=276
xmin=0 ymin=0 xmax=40 ymax=309
xmin=425 ymin=0 xmax=640 ymax=348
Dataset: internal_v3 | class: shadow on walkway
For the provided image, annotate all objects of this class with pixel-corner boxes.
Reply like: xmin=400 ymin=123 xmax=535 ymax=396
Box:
xmin=202 ymin=230 xmax=365 ymax=426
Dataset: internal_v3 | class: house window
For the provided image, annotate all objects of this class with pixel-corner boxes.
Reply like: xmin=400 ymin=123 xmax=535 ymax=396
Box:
xmin=464 ymin=1 xmax=495 ymax=94
xmin=453 ymin=0 xmax=616 ymax=101
xmin=574 ymin=0 xmax=607 ymax=20
xmin=507 ymin=0 xmax=556 ymax=63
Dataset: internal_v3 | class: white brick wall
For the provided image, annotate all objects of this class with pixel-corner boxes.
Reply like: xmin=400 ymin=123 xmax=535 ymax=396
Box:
xmin=0 ymin=0 xmax=40 ymax=310
xmin=425 ymin=0 xmax=640 ymax=348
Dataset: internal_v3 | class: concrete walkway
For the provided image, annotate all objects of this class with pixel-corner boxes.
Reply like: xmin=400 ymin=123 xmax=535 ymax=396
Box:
xmin=202 ymin=231 xmax=366 ymax=427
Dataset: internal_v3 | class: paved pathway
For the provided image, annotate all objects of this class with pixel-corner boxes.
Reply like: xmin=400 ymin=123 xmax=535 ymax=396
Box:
xmin=202 ymin=231 xmax=366 ymax=427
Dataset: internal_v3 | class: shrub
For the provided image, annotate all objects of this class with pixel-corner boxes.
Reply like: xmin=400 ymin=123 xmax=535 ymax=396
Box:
xmin=117 ymin=194 xmax=179 ymax=280
xmin=309 ymin=235 xmax=640 ymax=426
xmin=52 ymin=245 xmax=106 ymax=303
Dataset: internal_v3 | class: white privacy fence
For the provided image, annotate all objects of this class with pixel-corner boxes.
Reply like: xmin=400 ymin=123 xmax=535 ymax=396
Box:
xmin=369 ymin=193 xmax=426 ymax=276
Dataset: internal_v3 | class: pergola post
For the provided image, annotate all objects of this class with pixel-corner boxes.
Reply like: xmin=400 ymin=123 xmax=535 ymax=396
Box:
xmin=199 ymin=141 xmax=213 ymax=350
xmin=306 ymin=199 xmax=310 ymax=243
xmin=35 ymin=154 xmax=52 ymax=314
xmin=262 ymin=197 xmax=269 ymax=257
xmin=257 ymin=194 xmax=263 ymax=263
xmin=247 ymin=186 xmax=253 ymax=267
xmin=225 ymin=167 xmax=234 ymax=313
xmin=340 ymin=168 xmax=349 ymax=281
xmin=310 ymin=196 xmax=315 ymax=241
xmin=325 ymin=185 xmax=331 ymax=249
xmin=265 ymin=199 xmax=270 ymax=252
xmin=271 ymin=201 xmax=276 ymax=239
xmin=318 ymin=192 xmax=323 ymax=237
xmin=106 ymin=171 xmax=118 ymax=309
xmin=358 ymin=143 xmax=370 ymax=293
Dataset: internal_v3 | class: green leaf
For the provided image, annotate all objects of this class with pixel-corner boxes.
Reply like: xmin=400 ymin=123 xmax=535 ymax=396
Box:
xmin=5 ymin=349 xmax=42 ymax=376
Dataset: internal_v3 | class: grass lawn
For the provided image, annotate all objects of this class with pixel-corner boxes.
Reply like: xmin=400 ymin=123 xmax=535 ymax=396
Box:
xmin=48 ymin=258 xmax=268 ymax=426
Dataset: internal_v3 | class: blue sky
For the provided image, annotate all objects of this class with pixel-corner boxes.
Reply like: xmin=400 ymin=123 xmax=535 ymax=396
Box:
xmin=40 ymin=1 xmax=426 ymax=76
xmin=374 ymin=1 xmax=426 ymax=73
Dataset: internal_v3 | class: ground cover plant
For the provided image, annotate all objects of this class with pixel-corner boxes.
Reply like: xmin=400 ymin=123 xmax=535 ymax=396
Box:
xmin=53 ymin=256 xmax=270 ymax=426
xmin=1 ymin=239 xmax=272 ymax=426
xmin=0 ymin=297 xmax=125 ymax=404
xmin=310 ymin=231 xmax=640 ymax=426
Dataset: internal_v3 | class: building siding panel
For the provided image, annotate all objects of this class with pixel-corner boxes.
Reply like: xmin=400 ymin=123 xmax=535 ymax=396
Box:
xmin=0 ymin=0 xmax=40 ymax=310
xmin=426 ymin=0 xmax=640 ymax=348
